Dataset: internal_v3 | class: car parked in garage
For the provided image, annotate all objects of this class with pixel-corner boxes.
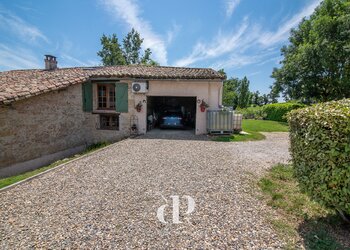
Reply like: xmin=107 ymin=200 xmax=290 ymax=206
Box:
xmin=159 ymin=111 xmax=185 ymax=129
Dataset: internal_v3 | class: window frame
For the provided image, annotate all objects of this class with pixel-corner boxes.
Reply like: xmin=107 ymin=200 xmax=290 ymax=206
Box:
xmin=99 ymin=114 xmax=119 ymax=130
xmin=97 ymin=83 xmax=116 ymax=110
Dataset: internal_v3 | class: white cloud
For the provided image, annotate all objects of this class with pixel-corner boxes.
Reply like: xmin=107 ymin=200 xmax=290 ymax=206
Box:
xmin=174 ymin=17 xmax=259 ymax=67
xmin=0 ymin=9 xmax=48 ymax=44
xmin=167 ymin=22 xmax=181 ymax=45
xmin=225 ymin=0 xmax=241 ymax=18
xmin=256 ymin=56 xmax=282 ymax=66
xmin=100 ymin=0 xmax=168 ymax=65
xmin=59 ymin=54 xmax=101 ymax=68
xmin=210 ymin=49 xmax=277 ymax=70
xmin=248 ymin=71 xmax=262 ymax=77
xmin=60 ymin=54 xmax=91 ymax=67
xmin=0 ymin=44 xmax=41 ymax=70
xmin=258 ymin=0 xmax=321 ymax=46
xmin=174 ymin=0 xmax=321 ymax=69
xmin=210 ymin=54 xmax=261 ymax=70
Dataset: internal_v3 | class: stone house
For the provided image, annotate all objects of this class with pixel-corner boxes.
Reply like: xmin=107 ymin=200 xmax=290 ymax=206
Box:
xmin=0 ymin=56 xmax=224 ymax=177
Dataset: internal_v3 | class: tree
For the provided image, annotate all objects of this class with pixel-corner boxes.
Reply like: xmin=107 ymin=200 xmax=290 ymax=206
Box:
xmin=220 ymin=69 xmax=272 ymax=108
xmin=261 ymin=94 xmax=270 ymax=105
xmin=122 ymin=28 xmax=143 ymax=64
xmin=222 ymin=77 xmax=240 ymax=108
xmin=268 ymin=84 xmax=280 ymax=103
xmin=251 ymin=91 xmax=261 ymax=106
xmin=97 ymin=34 xmax=126 ymax=66
xmin=271 ymin=0 xmax=350 ymax=103
xmin=237 ymin=76 xmax=251 ymax=108
xmin=140 ymin=48 xmax=159 ymax=66
xmin=97 ymin=28 xmax=158 ymax=66
xmin=218 ymin=69 xmax=227 ymax=79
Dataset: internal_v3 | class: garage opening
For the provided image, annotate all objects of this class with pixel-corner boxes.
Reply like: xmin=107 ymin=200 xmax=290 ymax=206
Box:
xmin=146 ymin=96 xmax=196 ymax=131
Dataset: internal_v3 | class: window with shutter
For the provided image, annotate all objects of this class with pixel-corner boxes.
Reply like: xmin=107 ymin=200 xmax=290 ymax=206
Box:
xmin=115 ymin=83 xmax=128 ymax=113
xmin=97 ymin=84 xmax=115 ymax=110
xmin=82 ymin=82 xmax=93 ymax=112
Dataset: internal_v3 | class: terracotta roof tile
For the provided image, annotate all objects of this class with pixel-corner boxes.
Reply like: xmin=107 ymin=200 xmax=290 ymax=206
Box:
xmin=0 ymin=65 xmax=224 ymax=104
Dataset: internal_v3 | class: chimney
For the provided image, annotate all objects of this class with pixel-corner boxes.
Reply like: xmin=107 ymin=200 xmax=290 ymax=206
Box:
xmin=44 ymin=55 xmax=57 ymax=70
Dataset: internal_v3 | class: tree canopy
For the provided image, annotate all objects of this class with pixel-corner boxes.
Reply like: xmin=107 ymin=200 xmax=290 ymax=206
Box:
xmin=271 ymin=0 xmax=350 ymax=103
xmin=221 ymin=69 xmax=276 ymax=109
xmin=237 ymin=76 xmax=251 ymax=109
xmin=97 ymin=28 xmax=158 ymax=66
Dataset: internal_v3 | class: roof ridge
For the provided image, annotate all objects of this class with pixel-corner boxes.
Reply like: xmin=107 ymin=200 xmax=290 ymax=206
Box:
xmin=1 ymin=64 xmax=221 ymax=73
xmin=0 ymin=65 xmax=225 ymax=104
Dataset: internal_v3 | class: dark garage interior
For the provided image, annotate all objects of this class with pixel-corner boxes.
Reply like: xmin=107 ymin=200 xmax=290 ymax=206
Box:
xmin=146 ymin=96 xmax=196 ymax=131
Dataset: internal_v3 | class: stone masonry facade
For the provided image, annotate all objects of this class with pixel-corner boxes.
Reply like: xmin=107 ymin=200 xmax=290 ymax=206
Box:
xmin=0 ymin=82 xmax=134 ymax=174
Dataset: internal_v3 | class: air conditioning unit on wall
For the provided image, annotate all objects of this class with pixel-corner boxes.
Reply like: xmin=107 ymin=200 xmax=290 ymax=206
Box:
xmin=132 ymin=82 xmax=148 ymax=93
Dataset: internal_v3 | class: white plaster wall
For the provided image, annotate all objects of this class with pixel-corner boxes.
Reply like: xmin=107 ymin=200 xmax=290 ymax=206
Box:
xmin=134 ymin=80 xmax=223 ymax=135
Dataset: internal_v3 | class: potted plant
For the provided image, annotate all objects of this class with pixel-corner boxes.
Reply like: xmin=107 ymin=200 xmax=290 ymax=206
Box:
xmin=199 ymin=99 xmax=209 ymax=112
xmin=135 ymin=101 xmax=142 ymax=112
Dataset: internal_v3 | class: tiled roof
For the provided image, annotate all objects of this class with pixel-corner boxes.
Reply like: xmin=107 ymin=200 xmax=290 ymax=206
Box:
xmin=0 ymin=65 xmax=225 ymax=104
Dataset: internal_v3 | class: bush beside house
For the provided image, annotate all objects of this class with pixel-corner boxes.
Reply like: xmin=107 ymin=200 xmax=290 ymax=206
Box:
xmin=237 ymin=106 xmax=265 ymax=119
xmin=238 ymin=102 xmax=305 ymax=122
xmin=263 ymin=102 xmax=306 ymax=122
xmin=288 ymin=99 xmax=350 ymax=219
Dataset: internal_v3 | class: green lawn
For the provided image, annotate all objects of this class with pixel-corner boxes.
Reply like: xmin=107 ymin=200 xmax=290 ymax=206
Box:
xmin=242 ymin=119 xmax=289 ymax=132
xmin=0 ymin=142 xmax=110 ymax=190
xmin=259 ymin=164 xmax=348 ymax=249
xmin=213 ymin=131 xmax=266 ymax=142
xmin=212 ymin=119 xmax=289 ymax=142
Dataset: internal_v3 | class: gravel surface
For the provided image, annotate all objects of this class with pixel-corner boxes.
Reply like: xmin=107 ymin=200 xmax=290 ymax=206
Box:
xmin=0 ymin=132 xmax=290 ymax=249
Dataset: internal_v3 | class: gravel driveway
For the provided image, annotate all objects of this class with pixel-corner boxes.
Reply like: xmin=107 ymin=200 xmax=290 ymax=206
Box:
xmin=0 ymin=132 xmax=290 ymax=249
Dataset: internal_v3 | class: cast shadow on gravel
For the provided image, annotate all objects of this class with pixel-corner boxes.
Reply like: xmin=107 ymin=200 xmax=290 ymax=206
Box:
xmin=132 ymin=129 xmax=210 ymax=141
xmin=298 ymin=214 xmax=350 ymax=250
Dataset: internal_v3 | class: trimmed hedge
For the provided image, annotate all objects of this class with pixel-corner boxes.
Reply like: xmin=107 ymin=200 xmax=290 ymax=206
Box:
xmin=263 ymin=102 xmax=306 ymax=122
xmin=236 ymin=106 xmax=266 ymax=119
xmin=288 ymin=99 xmax=350 ymax=216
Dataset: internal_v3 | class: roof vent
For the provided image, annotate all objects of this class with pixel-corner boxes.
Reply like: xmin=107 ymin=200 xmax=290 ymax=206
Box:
xmin=44 ymin=55 xmax=57 ymax=70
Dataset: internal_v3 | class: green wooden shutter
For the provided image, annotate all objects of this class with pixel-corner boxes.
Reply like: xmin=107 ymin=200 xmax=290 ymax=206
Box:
xmin=115 ymin=83 xmax=128 ymax=113
xmin=82 ymin=82 xmax=93 ymax=112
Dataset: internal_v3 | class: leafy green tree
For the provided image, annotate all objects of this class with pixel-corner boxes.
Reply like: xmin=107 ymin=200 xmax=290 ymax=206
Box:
xmin=122 ymin=28 xmax=143 ymax=64
xmin=218 ymin=69 xmax=227 ymax=79
xmin=251 ymin=90 xmax=277 ymax=106
xmin=268 ymin=85 xmax=280 ymax=103
xmin=222 ymin=77 xmax=240 ymax=107
xmin=221 ymin=70 xmax=256 ymax=109
xmin=262 ymin=94 xmax=270 ymax=105
xmin=251 ymin=91 xmax=261 ymax=106
xmin=97 ymin=34 xmax=126 ymax=66
xmin=140 ymin=48 xmax=159 ymax=66
xmin=98 ymin=29 xmax=158 ymax=66
xmin=237 ymin=76 xmax=251 ymax=108
xmin=271 ymin=0 xmax=350 ymax=103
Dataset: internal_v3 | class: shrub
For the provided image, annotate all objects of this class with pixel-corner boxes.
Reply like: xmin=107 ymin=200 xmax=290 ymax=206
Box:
xmin=263 ymin=102 xmax=306 ymax=122
xmin=288 ymin=99 xmax=350 ymax=217
xmin=236 ymin=106 xmax=266 ymax=119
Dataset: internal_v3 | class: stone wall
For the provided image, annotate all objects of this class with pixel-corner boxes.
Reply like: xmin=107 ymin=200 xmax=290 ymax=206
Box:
xmin=0 ymin=82 xmax=133 ymax=176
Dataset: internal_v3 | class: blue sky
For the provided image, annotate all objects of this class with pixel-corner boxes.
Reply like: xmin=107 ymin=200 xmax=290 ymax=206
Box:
xmin=0 ymin=0 xmax=321 ymax=94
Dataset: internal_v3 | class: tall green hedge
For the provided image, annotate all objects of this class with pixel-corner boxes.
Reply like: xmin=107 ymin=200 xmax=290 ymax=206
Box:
xmin=263 ymin=102 xmax=306 ymax=122
xmin=236 ymin=106 xmax=266 ymax=119
xmin=288 ymin=99 xmax=350 ymax=216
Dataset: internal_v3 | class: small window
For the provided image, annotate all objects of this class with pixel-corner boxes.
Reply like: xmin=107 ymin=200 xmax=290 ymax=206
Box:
xmin=97 ymin=84 xmax=115 ymax=109
xmin=100 ymin=114 xmax=119 ymax=130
